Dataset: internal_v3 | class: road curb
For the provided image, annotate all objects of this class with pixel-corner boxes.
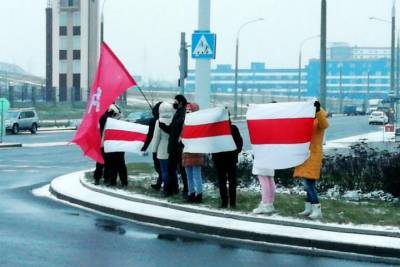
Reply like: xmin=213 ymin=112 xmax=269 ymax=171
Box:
xmin=0 ymin=143 xmax=22 ymax=148
xmin=38 ymin=127 xmax=76 ymax=132
xmin=48 ymin=172 xmax=400 ymax=261
xmin=80 ymin=177 xmax=400 ymax=238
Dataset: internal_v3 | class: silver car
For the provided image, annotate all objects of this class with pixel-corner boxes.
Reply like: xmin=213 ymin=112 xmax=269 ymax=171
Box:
xmin=5 ymin=108 xmax=39 ymax=134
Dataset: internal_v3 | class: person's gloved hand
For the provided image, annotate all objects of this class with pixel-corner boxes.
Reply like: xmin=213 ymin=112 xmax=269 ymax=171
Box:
xmin=314 ymin=101 xmax=321 ymax=113
xmin=140 ymin=151 xmax=148 ymax=156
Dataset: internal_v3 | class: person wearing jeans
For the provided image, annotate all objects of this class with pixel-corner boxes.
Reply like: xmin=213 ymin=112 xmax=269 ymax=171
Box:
xmin=159 ymin=159 xmax=169 ymax=192
xmin=293 ymin=101 xmax=329 ymax=220
xmin=151 ymin=102 xmax=174 ymax=195
xmin=303 ymin=179 xmax=319 ymax=204
xmin=184 ymin=164 xmax=204 ymax=203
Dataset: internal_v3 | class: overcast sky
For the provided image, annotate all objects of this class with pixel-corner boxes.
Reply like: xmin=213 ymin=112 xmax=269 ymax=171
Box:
xmin=0 ymin=0 xmax=395 ymax=82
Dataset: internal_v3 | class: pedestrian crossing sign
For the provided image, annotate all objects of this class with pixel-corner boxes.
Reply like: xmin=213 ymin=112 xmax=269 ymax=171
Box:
xmin=191 ymin=31 xmax=216 ymax=59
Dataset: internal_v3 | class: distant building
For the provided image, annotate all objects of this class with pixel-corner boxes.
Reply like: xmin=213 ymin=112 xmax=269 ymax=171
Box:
xmin=327 ymin=42 xmax=390 ymax=60
xmin=186 ymin=62 xmax=307 ymax=97
xmin=46 ymin=0 xmax=99 ymax=102
xmin=186 ymin=58 xmax=391 ymax=103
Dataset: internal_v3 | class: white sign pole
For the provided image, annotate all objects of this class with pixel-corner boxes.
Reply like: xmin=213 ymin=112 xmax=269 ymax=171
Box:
xmin=195 ymin=0 xmax=211 ymax=109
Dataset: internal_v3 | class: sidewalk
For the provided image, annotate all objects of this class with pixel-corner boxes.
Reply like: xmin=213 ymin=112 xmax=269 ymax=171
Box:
xmin=47 ymin=170 xmax=400 ymax=263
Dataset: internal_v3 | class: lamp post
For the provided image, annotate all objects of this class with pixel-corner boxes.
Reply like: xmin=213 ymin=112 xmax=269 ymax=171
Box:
xmin=298 ymin=35 xmax=320 ymax=100
xmin=339 ymin=64 xmax=343 ymax=114
xmin=101 ymin=0 xmax=107 ymax=42
xmin=320 ymin=0 xmax=327 ymax=109
xmin=370 ymin=1 xmax=398 ymax=128
xmin=233 ymin=18 xmax=264 ymax=118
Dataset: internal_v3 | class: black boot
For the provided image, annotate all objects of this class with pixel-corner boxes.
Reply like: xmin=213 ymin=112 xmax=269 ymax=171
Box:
xmin=151 ymin=183 xmax=161 ymax=191
xmin=194 ymin=193 xmax=202 ymax=203
xmin=186 ymin=192 xmax=195 ymax=203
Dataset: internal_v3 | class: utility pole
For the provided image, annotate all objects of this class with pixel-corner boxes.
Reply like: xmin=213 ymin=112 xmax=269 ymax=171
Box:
xmin=179 ymin=32 xmax=188 ymax=95
xmin=195 ymin=0 xmax=211 ymax=109
xmin=391 ymin=2 xmax=396 ymax=98
xmin=366 ymin=71 xmax=370 ymax=113
xmin=320 ymin=0 xmax=327 ymax=109
xmin=298 ymin=50 xmax=302 ymax=101
xmin=339 ymin=66 xmax=343 ymax=113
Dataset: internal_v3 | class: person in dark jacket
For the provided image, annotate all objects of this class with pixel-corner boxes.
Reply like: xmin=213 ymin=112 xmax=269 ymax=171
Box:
xmin=141 ymin=102 xmax=162 ymax=190
xmin=106 ymin=104 xmax=129 ymax=187
xmin=159 ymin=94 xmax=188 ymax=196
xmin=212 ymin=118 xmax=243 ymax=208
xmin=93 ymin=106 xmax=116 ymax=185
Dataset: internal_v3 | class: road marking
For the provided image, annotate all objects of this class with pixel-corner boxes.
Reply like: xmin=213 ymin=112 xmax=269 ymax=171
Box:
xmin=23 ymin=142 xmax=70 ymax=148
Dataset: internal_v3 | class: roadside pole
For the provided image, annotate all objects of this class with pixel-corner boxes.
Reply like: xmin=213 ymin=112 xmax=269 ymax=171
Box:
xmin=194 ymin=0 xmax=213 ymax=109
xmin=0 ymin=98 xmax=10 ymax=143
xmin=179 ymin=32 xmax=188 ymax=95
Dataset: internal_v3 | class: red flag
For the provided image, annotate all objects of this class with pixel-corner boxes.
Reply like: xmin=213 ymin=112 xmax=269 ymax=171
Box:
xmin=72 ymin=42 xmax=137 ymax=163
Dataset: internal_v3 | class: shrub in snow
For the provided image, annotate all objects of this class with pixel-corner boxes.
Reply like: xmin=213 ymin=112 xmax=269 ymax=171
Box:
xmin=202 ymin=143 xmax=400 ymax=200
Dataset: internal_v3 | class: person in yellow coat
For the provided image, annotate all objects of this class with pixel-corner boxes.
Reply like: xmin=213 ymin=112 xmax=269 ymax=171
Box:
xmin=293 ymin=101 xmax=329 ymax=220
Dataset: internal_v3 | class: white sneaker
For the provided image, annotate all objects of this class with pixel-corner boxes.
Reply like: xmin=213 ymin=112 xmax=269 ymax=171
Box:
xmin=309 ymin=204 xmax=322 ymax=220
xmin=253 ymin=202 xmax=275 ymax=214
xmin=298 ymin=202 xmax=312 ymax=216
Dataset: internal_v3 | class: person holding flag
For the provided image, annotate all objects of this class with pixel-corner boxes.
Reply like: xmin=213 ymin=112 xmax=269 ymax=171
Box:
xmin=293 ymin=101 xmax=329 ymax=220
xmin=212 ymin=112 xmax=243 ymax=209
xmin=72 ymin=42 xmax=137 ymax=166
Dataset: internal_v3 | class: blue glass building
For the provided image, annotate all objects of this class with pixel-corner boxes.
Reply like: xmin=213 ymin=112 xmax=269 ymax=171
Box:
xmin=186 ymin=58 xmax=391 ymax=101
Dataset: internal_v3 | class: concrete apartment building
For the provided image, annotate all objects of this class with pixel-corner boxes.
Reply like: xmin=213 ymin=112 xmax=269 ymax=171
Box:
xmin=46 ymin=0 xmax=99 ymax=102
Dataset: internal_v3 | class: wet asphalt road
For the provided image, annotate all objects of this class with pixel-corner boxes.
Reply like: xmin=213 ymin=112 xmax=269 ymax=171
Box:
xmin=0 ymin=118 xmax=392 ymax=267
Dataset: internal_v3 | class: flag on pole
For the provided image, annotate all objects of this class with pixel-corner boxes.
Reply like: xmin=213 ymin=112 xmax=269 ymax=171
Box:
xmin=103 ymin=118 xmax=148 ymax=154
xmin=246 ymin=102 xmax=315 ymax=170
xmin=72 ymin=42 xmax=137 ymax=163
xmin=181 ymin=107 xmax=236 ymax=153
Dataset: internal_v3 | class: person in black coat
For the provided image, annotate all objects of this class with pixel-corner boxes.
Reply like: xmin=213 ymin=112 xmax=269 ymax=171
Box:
xmin=159 ymin=94 xmax=188 ymax=196
xmin=93 ymin=104 xmax=122 ymax=185
xmin=212 ymin=120 xmax=243 ymax=208
xmin=141 ymin=102 xmax=162 ymax=190
xmin=106 ymin=104 xmax=128 ymax=187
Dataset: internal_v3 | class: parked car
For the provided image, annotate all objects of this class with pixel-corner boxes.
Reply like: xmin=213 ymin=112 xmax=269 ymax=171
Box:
xmin=125 ymin=111 xmax=152 ymax=125
xmin=368 ymin=111 xmax=388 ymax=125
xmin=5 ymin=108 xmax=39 ymax=134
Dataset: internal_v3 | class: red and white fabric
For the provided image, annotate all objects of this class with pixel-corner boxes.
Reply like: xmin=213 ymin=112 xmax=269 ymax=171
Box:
xmin=181 ymin=107 xmax=236 ymax=153
xmin=103 ymin=118 xmax=148 ymax=154
xmin=72 ymin=42 xmax=137 ymax=163
xmin=246 ymin=102 xmax=315 ymax=170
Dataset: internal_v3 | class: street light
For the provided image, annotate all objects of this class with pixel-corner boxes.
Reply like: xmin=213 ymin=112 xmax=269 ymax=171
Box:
xmin=298 ymin=35 xmax=320 ymax=100
xmin=369 ymin=3 xmax=398 ymax=128
xmin=234 ymin=18 xmax=264 ymax=118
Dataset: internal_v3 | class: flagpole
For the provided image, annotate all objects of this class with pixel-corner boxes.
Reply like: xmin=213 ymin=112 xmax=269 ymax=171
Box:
xmin=136 ymin=85 xmax=153 ymax=110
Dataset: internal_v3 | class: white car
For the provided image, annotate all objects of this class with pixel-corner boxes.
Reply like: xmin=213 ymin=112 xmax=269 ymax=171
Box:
xmin=5 ymin=108 xmax=39 ymax=134
xmin=368 ymin=111 xmax=388 ymax=125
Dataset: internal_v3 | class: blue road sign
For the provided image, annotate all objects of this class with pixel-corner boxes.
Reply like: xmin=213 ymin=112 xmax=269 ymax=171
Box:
xmin=191 ymin=31 xmax=216 ymax=59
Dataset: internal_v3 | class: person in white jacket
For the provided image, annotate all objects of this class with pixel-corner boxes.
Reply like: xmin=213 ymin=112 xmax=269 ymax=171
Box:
xmin=252 ymin=165 xmax=276 ymax=214
xmin=151 ymin=102 xmax=174 ymax=193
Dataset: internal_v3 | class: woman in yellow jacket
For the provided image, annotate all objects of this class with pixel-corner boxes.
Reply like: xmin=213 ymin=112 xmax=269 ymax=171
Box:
xmin=293 ymin=101 xmax=329 ymax=220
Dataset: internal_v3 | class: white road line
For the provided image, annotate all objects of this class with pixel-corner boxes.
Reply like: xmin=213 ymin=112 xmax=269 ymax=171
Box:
xmin=23 ymin=142 xmax=70 ymax=148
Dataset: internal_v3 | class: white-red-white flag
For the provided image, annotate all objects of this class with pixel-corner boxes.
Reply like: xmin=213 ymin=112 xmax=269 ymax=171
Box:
xmin=246 ymin=102 xmax=315 ymax=170
xmin=103 ymin=118 xmax=148 ymax=154
xmin=181 ymin=107 xmax=236 ymax=153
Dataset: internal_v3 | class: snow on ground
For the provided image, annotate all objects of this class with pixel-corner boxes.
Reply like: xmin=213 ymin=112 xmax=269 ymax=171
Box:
xmin=32 ymin=184 xmax=52 ymax=198
xmin=48 ymin=171 xmax=400 ymax=249
xmin=325 ymin=129 xmax=395 ymax=149
xmin=79 ymin=171 xmax=400 ymax=233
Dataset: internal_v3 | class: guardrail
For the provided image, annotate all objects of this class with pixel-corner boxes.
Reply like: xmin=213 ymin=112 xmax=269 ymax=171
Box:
xmin=39 ymin=119 xmax=81 ymax=128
